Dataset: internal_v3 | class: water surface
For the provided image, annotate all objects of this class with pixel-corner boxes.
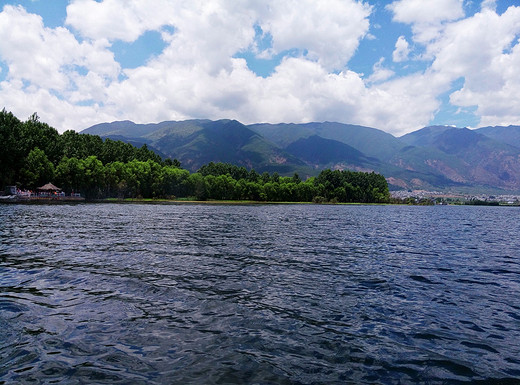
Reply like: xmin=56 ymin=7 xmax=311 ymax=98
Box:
xmin=1 ymin=204 xmax=519 ymax=384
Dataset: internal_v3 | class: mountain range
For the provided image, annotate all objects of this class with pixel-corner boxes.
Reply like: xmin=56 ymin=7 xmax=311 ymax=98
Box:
xmin=81 ymin=120 xmax=520 ymax=193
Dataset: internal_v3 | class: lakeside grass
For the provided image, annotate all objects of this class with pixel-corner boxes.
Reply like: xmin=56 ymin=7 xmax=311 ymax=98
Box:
xmin=92 ymin=197 xmax=395 ymax=205
xmin=94 ymin=198 xmax=520 ymax=206
xmin=97 ymin=197 xmax=314 ymax=205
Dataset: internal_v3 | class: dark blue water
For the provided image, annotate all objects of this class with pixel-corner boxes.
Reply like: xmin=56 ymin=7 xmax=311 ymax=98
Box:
xmin=1 ymin=203 xmax=519 ymax=384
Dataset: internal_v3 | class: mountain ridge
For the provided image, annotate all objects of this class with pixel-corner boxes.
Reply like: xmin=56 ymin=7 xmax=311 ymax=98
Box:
xmin=82 ymin=120 xmax=520 ymax=192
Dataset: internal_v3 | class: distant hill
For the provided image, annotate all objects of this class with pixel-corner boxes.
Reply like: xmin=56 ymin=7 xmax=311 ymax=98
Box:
xmin=82 ymin=120 xmax=520 ymax=192
xmin=400 ymin=125 xmax=455 ymax=147
xmin=84 ymin=120 xmax=168 ymax=138
xmin=285 ymin=135 xmax=379 ymax=170
xmin=476 ymin=125 xmax=520 ymax=150
xmin=84 ymin=119 xmax=309 ymax=174
xmin=397 ymin=126 xmax=520 ymax=190
xmin=249 ymin=122 xmax=404 ymax=161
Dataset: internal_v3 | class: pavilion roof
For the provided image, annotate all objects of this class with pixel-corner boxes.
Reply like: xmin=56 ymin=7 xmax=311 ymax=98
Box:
xmin=37 ymin=183 xmax=61 ymax=191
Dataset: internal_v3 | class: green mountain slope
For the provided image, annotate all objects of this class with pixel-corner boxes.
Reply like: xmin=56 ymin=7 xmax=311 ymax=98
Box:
xmin=85 ymin=119 xmax=309 ymax=174
xmin=81 ymin=120 xmax=520 ymax=192
xmin=84 ymin=120 xmax=171 ymax=138
xmin=164 ymin=120 xmax=307 ymax=173
xmin=249 ymin=122 xmax=405 ymax=161
xmin=476 ymin=125 xmax=520 ymax=150
xmin=285 ymin=135 xmax=378 ymax=168
xmin=397 ymin=126 xmax=520 ymax=190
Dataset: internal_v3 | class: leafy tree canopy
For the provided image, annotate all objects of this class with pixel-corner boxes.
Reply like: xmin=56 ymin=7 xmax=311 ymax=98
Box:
xmin=1 ymin=109 xmax=389 ymax=203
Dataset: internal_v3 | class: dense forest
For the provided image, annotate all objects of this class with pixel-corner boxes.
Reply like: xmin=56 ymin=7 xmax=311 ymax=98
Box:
xmin=0 ymin=109 xmax=390 ymax=203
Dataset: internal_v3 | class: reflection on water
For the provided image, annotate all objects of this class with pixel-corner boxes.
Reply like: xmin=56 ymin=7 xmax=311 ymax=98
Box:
xmin=1 ymin=203 xmax=520 ymax=384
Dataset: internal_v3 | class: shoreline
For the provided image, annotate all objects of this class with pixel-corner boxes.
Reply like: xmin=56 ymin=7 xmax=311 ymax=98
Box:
xmin=0 ymin=196 xmax=85 ymax=204
xmin=3 ymin=196 xmax=517 ymax=206
xmin=92 ymin=198 xmax=316 ymax=205
xmin=0 ymin=196 xmax=379 ymax=205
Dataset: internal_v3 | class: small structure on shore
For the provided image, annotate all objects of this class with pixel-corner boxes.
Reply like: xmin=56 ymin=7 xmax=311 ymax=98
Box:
xmin=37 ymin=183 xmax=63 ymax=196
xmin=0 ymin=182 xmax=84 ymax=203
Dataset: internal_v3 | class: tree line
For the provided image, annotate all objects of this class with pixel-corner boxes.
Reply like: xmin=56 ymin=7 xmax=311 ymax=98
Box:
xmin=0 ymin=109 xmax=390 ymax=203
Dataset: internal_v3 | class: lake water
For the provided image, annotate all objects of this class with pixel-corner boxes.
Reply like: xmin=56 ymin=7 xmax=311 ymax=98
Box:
xmin=1 ymin=203 xmax=519 ymax=384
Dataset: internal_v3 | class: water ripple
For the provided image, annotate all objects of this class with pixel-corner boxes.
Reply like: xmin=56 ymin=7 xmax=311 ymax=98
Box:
xmin=1 ymin=204 xmax=520 ymax=384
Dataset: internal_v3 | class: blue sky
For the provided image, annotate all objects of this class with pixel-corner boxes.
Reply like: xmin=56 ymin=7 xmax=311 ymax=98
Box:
xmin=0 ymin=0 xmax=519 ymax=135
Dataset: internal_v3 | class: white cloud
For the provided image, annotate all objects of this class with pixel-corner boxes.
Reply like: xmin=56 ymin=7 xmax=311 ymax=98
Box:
xmin=156 ymin=1 xmax=257 ymax=75
xmin=0 ymin=5 xmax=120 ymax=126
xmin=365 ymin=70 xmax=451 ymax=133
xmin=388 ymin=0 xmax=464 ymax=25
xmin=0 ymin=77 xmax=114 ymax=130
xmin=0 ymin=6 xmax=120 ymax=85
xmin=381 ymin=1 xmax=520 ymax=129
xmin=0 ymin=0 xmax=376 ymax=132
xmin=66 ymin=0 xmax=177 ymax=42
xmin=1 ymin=1 xmax=520 ymax=137
xmin=259 ymin=0 xmax=371 ymax=70
xmin=481 ymin=0 xmax=497 ymax=11
xmin=431 ymin=6 xmax=520 ymax=126
xmin=66 ymin=0 xmax=371 ymax=72
xmin=388 ymin=0 xmax=464 ymax=44
xmin=0 ymin=6 xmax=74 ymax=90
xmin=392 ymin=36 xmax=410 ymax=62
xmin=367 ymin=58 xmax=395 ymax=83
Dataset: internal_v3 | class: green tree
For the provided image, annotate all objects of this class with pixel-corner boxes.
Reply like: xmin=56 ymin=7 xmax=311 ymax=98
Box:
xmin=248 ymin=169 xmax=260 ymax=182
xmin=160 ymin=166 xmax=190 ymax=197
xmin=55 ymin=156 xmax=84 ymax=194
xmin=0 ymin=109 xmax=23 ymax=186
xmin=262 ymin=182 xmax=280 ymax=202
xmin=295 ymin=180 xmax=316 ymax=202
xmin=60 ymin=131 xmax=103 ymax=160
xmin=278 ymin=182 xmax=295 ymax=202
xmin=187 ymin=173 xmax=208 ymax=200
xmin=20 ymin=148 xmax=55 ymax=189
xmin=19 ymin=114 xmax=63 ymax=165
xmin=104 ymin=161 xmax=129 ymax=198
xmin=133 ymin=144 xmax=162 ymax=164
xmin=163 ymin=158 xmax=182 ymax=168
xmin=207 ymin=174 xmax=237 ymax=200
xmin=124 ymin=160 xmax=153 ymax=198
xmin=261 ymin=172 xmax=271 ymax=184
xmin=99 ymin=138 xmax=136 ymax=164
xmin=236 ymin=179 xmax=262 ymax=200
xmin=80 ymin=156 xmax=105 ymax=199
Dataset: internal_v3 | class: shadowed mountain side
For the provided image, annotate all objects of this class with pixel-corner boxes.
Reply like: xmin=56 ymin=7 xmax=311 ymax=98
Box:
xmin=476 ymin=125 xmax=520 ymax=150
xmin=285 ymin=135 xmax=378 ymax=168
xmin=102 ymin=119 xmax=309 ymax=174
xmin=249 ymin=122 xmax=405 ymax=161
xmin=94 ymin=133 xmax=169 ymax=160
xmin=399 ymin=126 xmax=520 ymax=190
xmin=164 ymin=120 xmax=305 ymax=171
xmin=82 ymin=119 xmax=520 ymax=192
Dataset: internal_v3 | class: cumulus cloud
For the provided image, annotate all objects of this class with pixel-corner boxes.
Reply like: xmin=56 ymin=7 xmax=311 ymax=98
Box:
xmin=259 ymin=0 xmax=371 ymax=70
xmin=367 ymin=58 xmax=395 ymax=83
xmin=66 ymin=0 xmax=177 ymax=42
xmin=392 ymin=36 xmax=410 ymax=62
xmin=481 ymin=0 xmax=497 ymax=11
xmin=387 ymin=0 xmax=464 ymax=45
xmin=438 ymin=6 xmax=520 ymax=127
xmin=0 ymin=4 xmax=120 ymax=127
xmin=1 ymin=1 xmax=520 ymax=136
xmin=388 ymin=0 xmax=464 ymax=25
xmin=0 ymin=5 xmax=117 ymax=90
xmin=0 ymin=0 xmax=376 ymax=131
xmin=386 ymin=1 xmax=520 ymax=129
